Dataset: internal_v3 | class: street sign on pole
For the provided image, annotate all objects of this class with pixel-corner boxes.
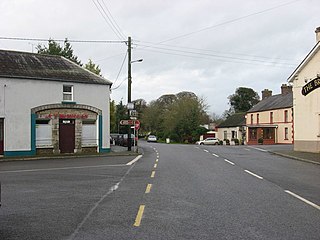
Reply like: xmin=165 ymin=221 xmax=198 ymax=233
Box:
xmin=120 ymin=120 xmax=134 ymax=125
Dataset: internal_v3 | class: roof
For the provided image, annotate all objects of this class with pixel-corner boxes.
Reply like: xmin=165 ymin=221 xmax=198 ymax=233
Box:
xmin=217 ymin=112 xmax=246 ymax=128
xmin=0 ymin=49 xmax=112 ymax=85
xmin=287 ymin=41 xmax=320 ymax=82
xmin=247 ymin=92 xmax=293 ymax=113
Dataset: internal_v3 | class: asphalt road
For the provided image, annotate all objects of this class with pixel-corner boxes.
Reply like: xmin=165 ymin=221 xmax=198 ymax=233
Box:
xmin=0 ymin=143 xmax=319 ymax=239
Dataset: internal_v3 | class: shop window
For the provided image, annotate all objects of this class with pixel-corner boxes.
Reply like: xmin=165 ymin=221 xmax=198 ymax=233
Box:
xmin=63 ymin=85 xmax=73 ymax=101
xmin=249 ymin=128 xmax=257 ymax=140
xmin=264 ymin=128 xmax=274 ymax=140
xmin=82 ymin=120 xmax=97 ymax=146
xmin=36 ymin=119 xmax=52 ymax=146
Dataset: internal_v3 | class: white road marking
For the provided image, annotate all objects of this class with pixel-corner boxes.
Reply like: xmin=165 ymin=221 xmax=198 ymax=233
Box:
xmin=224 ymin=159 xmax=235 ymax=165
xmin=285 ymin=190 xmax=320 ymax=210
xmin=212 ymin=153 xmax=219 ymax=158
xmin=126 ymin=155 xmax=143 ymax=165
xmin=248 ymin=146 xmax=268 ymax=152
xmin=0 ymin=164 xmax=126 ymax=174
xmin=244 ymin=170 xmax=263 ymax=179
xmin=204 ymin=149 xmax=209 ymax=153
xmin=244 ymin=148 xmax=251 ymax=151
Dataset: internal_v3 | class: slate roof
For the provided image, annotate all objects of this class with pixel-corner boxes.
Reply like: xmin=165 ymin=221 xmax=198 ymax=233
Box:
xmin=0 ymin=49 xmax=112 ymax=85
xmin=247 ymin=92 xmax=293 ymax=113
xmin=217 ymin=112 xmax=246 ymax=128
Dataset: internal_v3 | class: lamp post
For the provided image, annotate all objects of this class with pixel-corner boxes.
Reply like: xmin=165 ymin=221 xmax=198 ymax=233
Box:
xmin=127 ymin=36 xmax=143 ymax=151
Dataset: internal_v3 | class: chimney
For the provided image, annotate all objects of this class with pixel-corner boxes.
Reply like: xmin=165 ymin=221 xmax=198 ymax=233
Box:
xmin=281 ymin=84 xmax=292 ymax=95
xmin=262 ymin=89 xmax=272 ymax=100
xmin=316 ymin=27 xmax=320 ymax=43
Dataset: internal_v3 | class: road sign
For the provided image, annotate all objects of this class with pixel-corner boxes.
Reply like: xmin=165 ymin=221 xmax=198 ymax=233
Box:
xmin=120 ymin=120 xmax=134 ymax=125
xmin=135 ymin=120 xmax=140 ymax=130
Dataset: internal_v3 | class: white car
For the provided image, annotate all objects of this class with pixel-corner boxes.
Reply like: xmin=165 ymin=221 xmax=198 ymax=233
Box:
xmin=147 ymin=135 xmax=157 ymax=142
xmin=196 ymin=138 xmax=219 ymax=145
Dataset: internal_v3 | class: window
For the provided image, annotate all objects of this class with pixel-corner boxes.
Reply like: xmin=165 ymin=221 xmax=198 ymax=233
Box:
xmin=36 ymin=119 xmax=52 ymax=146
xmin=223 ymin=131 xmax=227 ymax=140
xmin=257 ymin=114 xmax=260 ymax=124
xmin=251 ymin=114 xmax=253 ymax=125
xmin=82 ymin=120 xmax=97 ymax=146
xmin=232 ymin=130 xmax=237 ymax=139
xmin=63 ymin=85 xmax=73 ymax=101
xmin=249 ymin=128 xmax=257 ymax=140
xmin=270 ymin=112 xmax=273 ymax=124
xmin=285 ymin=127 xmax=289 ymax=140
xmin=284 ymin=110 xmax=288 ymax=123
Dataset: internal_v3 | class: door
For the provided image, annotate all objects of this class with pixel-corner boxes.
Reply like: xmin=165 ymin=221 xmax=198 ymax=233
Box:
xmin=59 ymin=119 xmax=75 ymax=153
xmin=0 ymin=119 xmax=3 ymax=155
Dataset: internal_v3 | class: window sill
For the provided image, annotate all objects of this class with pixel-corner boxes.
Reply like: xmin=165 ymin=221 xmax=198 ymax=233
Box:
xmin=62 ymin=101 xmax=77 ymax=105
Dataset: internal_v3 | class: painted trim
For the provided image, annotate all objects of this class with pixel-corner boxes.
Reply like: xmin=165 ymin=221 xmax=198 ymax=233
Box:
xmin=4 ymin=150 xmax=35 ymax=157
xmin=61 ymin=101 xmax=77 ymax=105
xmin=98 ymin=115 xmax=102 ymax=152
xmin=100 ymin=148 xmax=111 ymax=153
xmin=31 ymin=113 xmax=36 ymax=153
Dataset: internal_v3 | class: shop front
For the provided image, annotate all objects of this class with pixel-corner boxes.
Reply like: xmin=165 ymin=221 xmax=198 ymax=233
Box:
xmin=247 ymin=126 xmax=276 ymax=145
xmin=33 ymin=104 xmax=102 ymax=155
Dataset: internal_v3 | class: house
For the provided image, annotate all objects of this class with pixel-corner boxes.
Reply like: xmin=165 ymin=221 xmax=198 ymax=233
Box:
xmin=246 ymin=85 xmax=293 ymax=145
xmin=217 ymin=112 xmax=246 ymax=143
xmin=0 ymin=50 xmax=112 ymax=157
xmin=287 ymin=27 xmax=320 ymax=153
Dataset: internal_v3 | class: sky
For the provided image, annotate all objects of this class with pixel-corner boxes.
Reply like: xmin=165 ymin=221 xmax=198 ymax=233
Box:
xmin=1 ymin=0 xmax=319 ymax=116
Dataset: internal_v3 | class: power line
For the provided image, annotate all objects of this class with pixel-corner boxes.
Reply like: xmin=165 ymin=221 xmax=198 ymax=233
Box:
xmin=0 ymin=36 xmax=126 ymax=43
xmin=159 ymin=0 xmax=302 ymax=43
xmin=136 ymin=46 xmax=295 ymax=68
xmin=135 ymin=43 xmax=296 ymax=67
xmin=100 ymin=0 xmax=126 ymax=39
xmin=111 ymin=52 xmax=127 ymax=88
xmin=92 ymin=0 xmax=125 ymax=40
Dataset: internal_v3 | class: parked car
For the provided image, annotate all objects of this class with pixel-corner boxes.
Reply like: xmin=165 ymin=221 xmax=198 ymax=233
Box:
xmin=147 ymin=135 xmax=157 ymax=142
xmin=196 ymin=137 xmax=219 ymax=145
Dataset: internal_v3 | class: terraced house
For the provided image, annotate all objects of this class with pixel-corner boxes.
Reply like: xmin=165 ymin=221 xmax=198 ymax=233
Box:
xmin=0 ymin=50 xmax=112 ymax=157
xmin=246 ymin=85 xmax=293 ymax=145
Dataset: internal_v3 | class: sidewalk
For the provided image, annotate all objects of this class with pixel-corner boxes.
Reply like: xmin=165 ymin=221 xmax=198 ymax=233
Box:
xmin=271 ymin=150 xmax=320 ymax=165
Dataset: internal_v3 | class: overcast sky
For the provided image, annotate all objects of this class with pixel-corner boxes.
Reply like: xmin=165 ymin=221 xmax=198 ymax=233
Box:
xmin=1 ymin=0 xmax=319 ymax=115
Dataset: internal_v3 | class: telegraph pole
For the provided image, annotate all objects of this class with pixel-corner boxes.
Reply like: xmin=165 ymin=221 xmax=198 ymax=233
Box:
xmin=127 ymin=36 xmax=132 ymax=151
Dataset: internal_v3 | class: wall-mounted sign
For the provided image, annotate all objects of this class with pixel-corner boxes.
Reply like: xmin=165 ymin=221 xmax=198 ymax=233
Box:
xmin=302 ymin=77 xmax=320 ymax=96
xmin=37 ymin=113 xmax=89 ymax=119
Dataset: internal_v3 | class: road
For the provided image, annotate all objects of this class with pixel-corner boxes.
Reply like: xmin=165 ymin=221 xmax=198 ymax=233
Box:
xmin=0 ymin=143 xmax=319 ymax=239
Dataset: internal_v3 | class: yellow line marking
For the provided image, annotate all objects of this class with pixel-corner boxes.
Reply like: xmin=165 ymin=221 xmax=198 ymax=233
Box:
xmin=151 ymin=171 xmax=155 ymax=178
xmin=154 ymin=163 xmax=157 ymax=168
xmin=156 ymin=159 xmax=159 ymax=163
xmin=145 ymin=184 xmax=152 ymax=193
xmin=133 ymin=205 xmax=145 ymax=227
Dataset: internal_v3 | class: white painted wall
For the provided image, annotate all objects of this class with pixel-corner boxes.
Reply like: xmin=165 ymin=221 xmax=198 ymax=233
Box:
xmin=0 ymin=78 xmax=110 ymax=152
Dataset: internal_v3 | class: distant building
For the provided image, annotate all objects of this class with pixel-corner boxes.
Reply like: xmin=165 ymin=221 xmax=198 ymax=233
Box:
xmin=287 ymin=27 xmax=320 ymax=153
xmin=0 ymin=50 xmax=112 ymax=157
xmin=217 ymin=112 xmax=246 ymax=143
xmin=246 ymin=85 xmax=293 ymax=145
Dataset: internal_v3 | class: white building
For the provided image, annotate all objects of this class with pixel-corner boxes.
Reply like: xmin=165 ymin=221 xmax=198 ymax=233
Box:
xmin=288 ymin=27 xmax=320 ymax=153
xmin=0 ymin=50 xmax=112 ymax=157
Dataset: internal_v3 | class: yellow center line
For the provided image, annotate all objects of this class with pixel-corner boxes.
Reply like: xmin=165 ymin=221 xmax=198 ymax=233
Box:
xmin=154 ymin=163 xmax=157 ymax=168
xmin=155 ymin=158 xmax=159 ymax=163
xmin=133 ymin=205 xmax=145 ymax=227
xmin=151 ymin=171 xmax=155 ymax=178
xmin=145 ymin=184 xmax=152 ymax=193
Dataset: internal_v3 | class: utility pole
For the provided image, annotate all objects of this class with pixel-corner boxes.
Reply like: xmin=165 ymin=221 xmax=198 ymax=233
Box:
xmin=127 ymin=36 xmax=132 ymax=151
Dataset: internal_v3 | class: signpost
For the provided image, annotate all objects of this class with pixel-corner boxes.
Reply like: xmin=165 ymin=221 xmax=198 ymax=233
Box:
xmin=120 ymin=119 xmax=140 ymax=153
xmin=120 ymin=119 xmax=134 ymax=125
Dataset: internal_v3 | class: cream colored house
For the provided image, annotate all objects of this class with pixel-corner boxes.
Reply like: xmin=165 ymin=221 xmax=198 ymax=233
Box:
xmin=246 ymin=85 xmax=293 ymax=145
xmin=217 ymin=112 xmax=246 ymax=143
xmin=287 ymin=27 xmax=320 ymax=153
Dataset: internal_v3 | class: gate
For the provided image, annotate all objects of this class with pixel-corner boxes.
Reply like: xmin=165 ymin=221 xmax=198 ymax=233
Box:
xmin=59 ymin=119 xmax=75 ymax=153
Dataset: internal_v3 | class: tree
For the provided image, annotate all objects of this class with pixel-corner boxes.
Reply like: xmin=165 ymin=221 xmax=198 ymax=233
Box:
xmin=85 ymin=59 xmax=102 ymax=76
xmin=228 ymin=87 xmax=260 ymax=113
xmin=37 ymin=38 xmax=82 ymax=65
xmin=115 ymin=100 xmax=128 ymax=134
xmin=110 ymin=100 xmax=117 ymax=133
